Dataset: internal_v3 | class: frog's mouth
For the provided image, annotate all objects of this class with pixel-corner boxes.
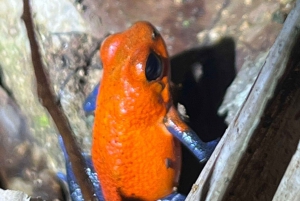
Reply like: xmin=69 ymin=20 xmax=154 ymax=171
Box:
xmin=157 ymin=80 xmax=165 ymax=91
xmin=156 ymin=76 xmax=172 ymax=105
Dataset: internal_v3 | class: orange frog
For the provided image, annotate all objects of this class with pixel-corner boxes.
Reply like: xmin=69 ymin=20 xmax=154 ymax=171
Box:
xmin=90 ymin=21 xmax=219 ymax=201
xmin=59 ymin=21 xmax=219 ymax=201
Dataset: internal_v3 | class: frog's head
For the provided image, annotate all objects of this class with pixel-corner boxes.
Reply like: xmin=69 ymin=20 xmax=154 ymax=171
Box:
xmin=99 ymin=21 xmax=172 ymax=117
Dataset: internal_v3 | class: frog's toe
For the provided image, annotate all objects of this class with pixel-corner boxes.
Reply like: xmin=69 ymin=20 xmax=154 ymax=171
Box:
xmin=205 ymin=138 xmax=220 ymax=156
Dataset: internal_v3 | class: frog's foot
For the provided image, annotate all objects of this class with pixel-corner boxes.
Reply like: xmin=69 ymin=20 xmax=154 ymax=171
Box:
xmin=57 ymin=171 xmax=86 ymax=201
xmin=58 ymin=136 xmax=104 ymax=201
xmin=158 ymin=192 xmax=186 ymax=201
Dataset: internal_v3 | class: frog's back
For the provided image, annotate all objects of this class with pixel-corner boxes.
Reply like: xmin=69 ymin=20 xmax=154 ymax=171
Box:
xmin=92 ymin=22 xmax=181 ymax=201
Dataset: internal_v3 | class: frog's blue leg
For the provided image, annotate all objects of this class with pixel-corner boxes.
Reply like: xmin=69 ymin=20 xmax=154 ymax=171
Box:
xmin=159 ymin=192 xmax=186 ymax=201
xmin=83 ymin=83 xmax=100 ymax=112
xmin=56 ymin=172 xmax=72 ymax=201
xmin=57 ymin=136 xmax=104 ymax=201
xmin=164 ymin=107 xmax=219 ymax=163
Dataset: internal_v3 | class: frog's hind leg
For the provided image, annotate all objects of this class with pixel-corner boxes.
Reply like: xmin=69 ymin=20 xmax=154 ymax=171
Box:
xmin=57 ymin=135 xmax=104 ymax=201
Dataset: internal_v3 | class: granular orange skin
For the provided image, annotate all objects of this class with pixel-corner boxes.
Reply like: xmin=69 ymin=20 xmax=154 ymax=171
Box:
xmin=92 ymin=22 xmax=182 ymax=201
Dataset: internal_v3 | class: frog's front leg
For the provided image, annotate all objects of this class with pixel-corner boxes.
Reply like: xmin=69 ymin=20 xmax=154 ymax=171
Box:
xmin=164 ymin=106 xmax=219 ymax=163
xmin=57 ymin=136 xmax=104 ymax=201
xmin=159 ymin=192 xmax=186 ymax=201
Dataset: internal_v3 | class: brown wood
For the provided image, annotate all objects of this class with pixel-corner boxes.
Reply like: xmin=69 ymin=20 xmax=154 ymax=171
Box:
xmin=186 ymin=0 xmax=300 ymax=200
xmin=21 ymin=0 xmax=98 ymax=200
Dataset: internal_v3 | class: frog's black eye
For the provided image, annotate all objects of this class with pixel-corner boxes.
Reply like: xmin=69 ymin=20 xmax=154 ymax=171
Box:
xmin=145 ymin=52 xmax=163 ymax=81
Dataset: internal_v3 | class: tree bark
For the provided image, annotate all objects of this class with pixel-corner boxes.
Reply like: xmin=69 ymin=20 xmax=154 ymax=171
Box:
xmin=186 ymin=0 xmax=300 ymax=200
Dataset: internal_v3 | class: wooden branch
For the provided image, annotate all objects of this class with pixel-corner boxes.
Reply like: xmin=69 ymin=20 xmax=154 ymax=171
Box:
xmin=186 ymin=0 xmax=300 ymax=200
xmin=273 ymin=142 xmax=300 ymax=200
xmin=21 ymin=0 xmax=98 ymax=200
